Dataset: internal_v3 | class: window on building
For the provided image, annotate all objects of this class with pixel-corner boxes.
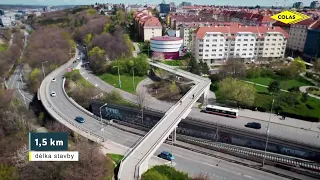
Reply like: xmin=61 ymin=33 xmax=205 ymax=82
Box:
xmin=213 ymin=39 xmax=217 ymax=42
xmin=205 ymin=50 xmax=209 ymax=52
xmin=200 ymin=40 xmax=203 ymax=42
xmin=206 ymin=40 xmax=209 ymax=42
xmin=213 ymin=44 xmax=217 ymax=47
xmin=251 ymin=39 xmax=254 ymax=41
xmin=219 ymin=49 xmax=223 ymax=51
xmin=244 ymin=39 xmax=248 ymax=41
xmin=205 ymin=54 xmax=208 ymax=57
xmin=243 ymin=44 xmax=247 ymax=46
xmin=220 ymin=39 xmax=224 ymax=41
xmin=250 ymin=44 xmax=253 ymax=46
xmin=219 ymin=54 xmax=223 ymax=56
xmin=243 ymin=49 xmax=247 ymax=51
xmin=259 ymin=48 xmax=263 ymax=50
xmin=242 ymin=53 xmax=246 ymax=55
xmin=265 ymin=48 xmax=268 ymax=50
xmin=249 ymin=53 xmax=252 ymax=55
xmin=220 ymin=44 xmax=223 ymax=46
xmin=206 ymin=45 xmax=209 ymax=47
xmin=212 ymin=49 xmax=216 ymax=52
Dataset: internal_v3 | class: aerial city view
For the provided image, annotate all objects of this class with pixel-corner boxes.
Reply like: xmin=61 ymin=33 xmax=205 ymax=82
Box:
xmin=1 ymin=0 xmax=320 ymax=179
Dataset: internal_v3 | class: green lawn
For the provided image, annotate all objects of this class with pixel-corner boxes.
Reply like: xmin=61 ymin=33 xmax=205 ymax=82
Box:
xmin=0 ymin=44 xmax=8 ymax=52
xmin=98 ymin=73 xmax=146 ymax=94
xmin=107 ymin=153 xmax=123 ymax=166
xmin=246 ymin=76 xmax=314 ymax=90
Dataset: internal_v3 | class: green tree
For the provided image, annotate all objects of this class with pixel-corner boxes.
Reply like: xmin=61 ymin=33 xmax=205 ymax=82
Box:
xmin=218 ymin=77 xmax=256 ymax=106
xmin=100 ymin=10 xmax=105 ymax=15
xmin=88 ymin=46 xmax=106 ymax=74
xmin=313 ymin=59 xmax=320 ymax=73
xmin=199 ymin=60 xmax=210 ymax=75
xmin=268 ymin=80 xmax=281 ymax=94
xmin=123 ymin=34 xmax=134 ymax=52
xmin=0 ymin=165 xmax=18 ymax=180
xmin=30 ymin=68 xmax=41 ymax=81
xmin=84 ymin=34 xmax=93 ymax=45
xmin=188 ymin=57 xmax=200 ymax=75
xmin=87 ymin=8 xmax=96 ymax=15
xmin=289 ymin=57 xmax=306 ymax=76
xmin=116 ymin=9 xmax=125 ymax=24
xmin=132 ymin=54 xmax=150 ymax=76
xmin=301 ymin=92 xmax=309 ymax=103
xmin=141 ymin=170 xmax=168 ymax=180
xmin=169 ymin=81 xmax=178 ymax=93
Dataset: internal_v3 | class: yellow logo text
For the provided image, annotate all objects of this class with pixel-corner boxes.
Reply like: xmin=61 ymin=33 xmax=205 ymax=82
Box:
xmin=271 ymin=10 xmax=310 ymax=24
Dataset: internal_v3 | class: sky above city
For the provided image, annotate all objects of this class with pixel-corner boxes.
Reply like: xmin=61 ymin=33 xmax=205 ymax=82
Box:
xmin=0 ymin=0 xmax=315 ymax=7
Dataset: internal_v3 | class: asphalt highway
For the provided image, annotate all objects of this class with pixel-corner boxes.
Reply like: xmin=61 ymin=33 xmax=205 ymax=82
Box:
xmin=43 ymin=53 xmax=302 ymax=180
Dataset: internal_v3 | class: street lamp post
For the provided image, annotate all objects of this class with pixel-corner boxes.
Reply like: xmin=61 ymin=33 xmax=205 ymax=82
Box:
xmin=132 ymin=67 xmax=135 ymax=91
xmin=262 ymin=98 xmax=275 ymax=166
xmin=99 ymin=103 xmax=108 ymax=137
xmin=41 ymin=61 xmax=48 ymax=79
xmin=113 ymin=66 xmax=121 ymax=88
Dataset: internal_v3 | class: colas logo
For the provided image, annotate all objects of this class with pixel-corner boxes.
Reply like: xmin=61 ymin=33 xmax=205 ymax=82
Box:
xmin=271 ymin=10 xmax=310 ymax=24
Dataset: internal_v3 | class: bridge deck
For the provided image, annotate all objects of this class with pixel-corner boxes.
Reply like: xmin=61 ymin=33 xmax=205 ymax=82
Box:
xmin=118 ymin=62 xmax=211 ymax=179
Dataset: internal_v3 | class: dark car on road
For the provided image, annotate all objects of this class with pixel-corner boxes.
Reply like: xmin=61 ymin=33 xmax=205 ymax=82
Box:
xmin=75 ymin=116 xmax=85 ymax=123
xmin=245 ymin=122 xmax=261 ymax=129
xmin=158 ymin=151 xmax=175 ymax=161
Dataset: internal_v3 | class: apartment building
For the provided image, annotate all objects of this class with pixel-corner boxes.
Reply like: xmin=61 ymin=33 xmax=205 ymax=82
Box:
xmin=287 ymin=20 xmax=318 ymax=52
xmin=133 ymin=10 xmax=162 ymax=41
xmin=193 ymin=26 xmax=289 ymax=66
xmin=303 ymin=21 xmax=320 ymax=60
xmin=179 ymin=22 xmax=241 ymax=49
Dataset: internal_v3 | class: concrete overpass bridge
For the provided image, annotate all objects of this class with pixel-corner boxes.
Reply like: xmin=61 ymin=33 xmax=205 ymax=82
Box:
xmin=117 ymin=61 xmax=211 ymax=179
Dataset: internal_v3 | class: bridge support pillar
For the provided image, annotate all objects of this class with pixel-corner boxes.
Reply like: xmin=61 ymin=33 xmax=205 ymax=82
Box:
xmin=171 ymin=127 xmax=177 ymax=142
xmin=202 ymin=85 xmax=210 ymax=106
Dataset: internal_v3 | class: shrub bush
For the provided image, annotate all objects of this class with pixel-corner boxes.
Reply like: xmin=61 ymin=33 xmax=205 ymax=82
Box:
xmin=306 ymin=72 xmax=313 ymax=78
xmin=245 ymin=68 xmax=260 ymax=79
xmin=288 ymin=86 xmax=300 ymax=92
xmin=260 ymin=68 xmax=275 ymax=78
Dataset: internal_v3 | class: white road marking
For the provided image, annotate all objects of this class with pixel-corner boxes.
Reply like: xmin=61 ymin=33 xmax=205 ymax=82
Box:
xmin=81 ymin=72 xmax=85 ymax=75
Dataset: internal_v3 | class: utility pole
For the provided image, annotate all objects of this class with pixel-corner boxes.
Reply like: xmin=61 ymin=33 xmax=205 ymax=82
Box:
xmin=262 ymin=98 xmax=275 ymax=166
xmin=132 ymin=67 xmax=135 ymax=91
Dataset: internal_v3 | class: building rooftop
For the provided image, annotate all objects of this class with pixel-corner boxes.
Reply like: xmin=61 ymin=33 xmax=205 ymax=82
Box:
xmin=195 ymin=25 xmax=289 ymax=39
xmin=151 ymin=36 xmax=183 ymax=41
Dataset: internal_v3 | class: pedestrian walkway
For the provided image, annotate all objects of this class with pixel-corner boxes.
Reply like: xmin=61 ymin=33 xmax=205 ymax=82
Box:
xmin=299 ymin=86 xmax=320 ymax=100
xmin=242 ymin=80 xmax=289 ymax=92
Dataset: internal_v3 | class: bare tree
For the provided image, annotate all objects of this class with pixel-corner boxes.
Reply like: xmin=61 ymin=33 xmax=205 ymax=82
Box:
xmin=220 ymin=59 xmax=246 ymax=78
xmin=136 ymin=89 xmax=146 ymax=123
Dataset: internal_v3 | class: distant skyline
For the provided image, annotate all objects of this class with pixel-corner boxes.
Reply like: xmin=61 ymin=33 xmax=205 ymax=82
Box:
xmin=0 ymin=0 xmax=316 ymax=7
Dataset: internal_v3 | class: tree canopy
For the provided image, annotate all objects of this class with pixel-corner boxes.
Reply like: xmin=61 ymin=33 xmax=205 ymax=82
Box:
xmin=218 ymin=77 xmax=256 ymax=106
xmin=268 ymin=80 xmax=281 ymax=94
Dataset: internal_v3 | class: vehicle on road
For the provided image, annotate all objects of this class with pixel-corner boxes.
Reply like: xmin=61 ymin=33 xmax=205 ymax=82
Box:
xmin=50 ymin=91 xmax=56 ymax=97
xmin=51 ymin=78 xmax=56 ymax=82
xmin=77 ymin=57 xmax=80 ymax=60
xmin=75 ymin=116 xmax=85 ymax=123
xmin=245 ymin=122 xmax=261 ymax=129
xmin=158 ymin=151 xmax=174 ymax=161
xmin=202 ymin=105 xmax=238 ymax=118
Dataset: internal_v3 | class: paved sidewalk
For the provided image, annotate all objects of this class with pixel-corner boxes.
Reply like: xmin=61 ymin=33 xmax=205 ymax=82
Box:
xmin=242 ymin=80 xmax=289 ymax=92
xmin=300 ymin=86 xmax=320 ymax=100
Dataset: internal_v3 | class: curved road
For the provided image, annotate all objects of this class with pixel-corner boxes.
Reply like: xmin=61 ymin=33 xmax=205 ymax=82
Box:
xmin=38 ymin=48 xmax=314 ymax=180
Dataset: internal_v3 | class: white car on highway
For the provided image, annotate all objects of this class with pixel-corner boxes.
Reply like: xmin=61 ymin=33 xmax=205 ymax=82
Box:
xmin=77 ymin=57 xmax=80 ymax=60
xmin=50 ymin=91 xmax=56 ymax=97
xmin=51 ymin=78 xmax=56 ymax=82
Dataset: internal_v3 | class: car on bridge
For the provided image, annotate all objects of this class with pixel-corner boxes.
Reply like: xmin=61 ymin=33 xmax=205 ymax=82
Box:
xmin=158 ymin=151 xmax=175 ymax=161
xmin=75 ymin=116 xmax=85 ymax=123
xmin=50 ymin=91 xmax=56 ymax=97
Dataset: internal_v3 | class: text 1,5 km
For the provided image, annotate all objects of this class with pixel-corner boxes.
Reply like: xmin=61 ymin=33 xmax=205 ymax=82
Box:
xmin=35 ymin=138 xmax=64 ymax=147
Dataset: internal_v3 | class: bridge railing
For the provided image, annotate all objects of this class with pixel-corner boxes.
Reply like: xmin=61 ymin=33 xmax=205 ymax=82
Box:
xmin=133 ymin=80 xmax=211 ymax=178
